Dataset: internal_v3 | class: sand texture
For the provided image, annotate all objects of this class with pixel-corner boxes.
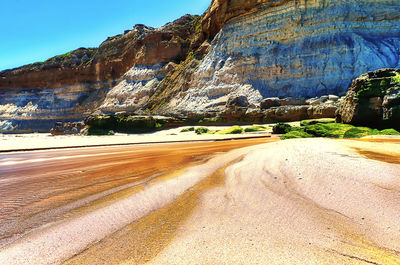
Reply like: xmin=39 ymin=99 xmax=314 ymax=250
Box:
xmin=0 ymin=138 xmax=399 ymax=264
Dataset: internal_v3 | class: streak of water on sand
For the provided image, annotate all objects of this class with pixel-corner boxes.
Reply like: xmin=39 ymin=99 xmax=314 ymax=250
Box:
xmin=0 ymin=150 xmax=142 ymax=167
xmin=0 ymin=144 xmax=264 ymax=265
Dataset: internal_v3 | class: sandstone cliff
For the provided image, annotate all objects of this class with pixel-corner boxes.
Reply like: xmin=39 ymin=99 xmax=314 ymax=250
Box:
xmin=1 ymin=0 xmax=400 ymax=133
xmin=163 ymin=0 xmax=400 ymax=114
xmin=0 ymin=15 xmax=201 ymax=132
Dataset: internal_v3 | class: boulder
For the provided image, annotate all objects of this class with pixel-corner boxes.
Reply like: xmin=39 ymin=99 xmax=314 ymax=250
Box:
xmin=280 ymin=97 xmax=306 ymax=106
xmin=328 ymin=95 xmax=339 ymax=102
xmin=50 ymin=122 xmax=85 ymax=136
xmin=85 ymin=115 xmax=158 ymax=134
xmin=320 ymin=96 xmax=329 ymax=103
xmin=260 ymin=98 xmax=280 ymax=109
xmin=306 ymin=98 xmax=321 ymax=105
xmin=336 ymin=68 xmax=400 ymax=129
xmin=226 ymin=95 xmax=249 ymax=108
xmin=264 ymin=105 xmax=309 ymax=122
xmin=308 ymin=105 xmax=337 ymax=119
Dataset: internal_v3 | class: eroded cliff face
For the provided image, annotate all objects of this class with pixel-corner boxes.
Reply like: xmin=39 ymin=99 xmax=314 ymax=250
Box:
xmin=201 ymin=0 xmax=291 ymax=40
xmin=164 ymin=0 xmax=400 ymax=113
xmin=0 ymin=15 xmax=200 ymax=132
xmin=1 ymin=0 xmax=400 ymax=132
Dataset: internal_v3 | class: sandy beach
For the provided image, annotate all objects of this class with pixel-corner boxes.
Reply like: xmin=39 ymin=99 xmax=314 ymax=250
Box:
xmin=0 ymin=136 xmax=399 ymax=264
xmin=0 ymin=125 xmax=275 ymax=152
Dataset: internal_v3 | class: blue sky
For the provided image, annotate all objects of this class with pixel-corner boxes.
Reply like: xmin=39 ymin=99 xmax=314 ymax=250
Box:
xmin=0 ymin=0 xmax=210 ymax=71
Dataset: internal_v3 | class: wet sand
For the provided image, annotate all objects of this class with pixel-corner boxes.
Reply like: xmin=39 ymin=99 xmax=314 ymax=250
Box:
xmin=145 ymin=138 xmax=400 ymax=265
xmin=0 ymin=137 xmax=277 ymax=264
xmin=1 ymin=137 xmax=400 ymax=264
xmin=66 ymin=138 xmax=400 ymax=265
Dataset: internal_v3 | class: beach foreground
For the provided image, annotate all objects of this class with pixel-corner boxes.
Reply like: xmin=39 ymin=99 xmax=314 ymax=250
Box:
xmin=0 ymin=137 xmax=399 ymax=264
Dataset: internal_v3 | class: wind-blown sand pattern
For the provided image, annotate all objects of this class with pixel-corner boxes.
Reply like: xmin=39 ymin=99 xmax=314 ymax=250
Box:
xmin=0 ymin=137 xmax=399 ymax=264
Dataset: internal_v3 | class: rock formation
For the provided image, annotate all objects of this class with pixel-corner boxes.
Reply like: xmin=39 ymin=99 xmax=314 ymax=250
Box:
xmin=164 ymin=0 xmax=400 ymax=114
xmin=0 ymin=15 xmax=201 ymax=132
xmin=336 ymin=68 xmax=400 ymax=129
xmin=1 ymin=0 xmax=400 ymax=133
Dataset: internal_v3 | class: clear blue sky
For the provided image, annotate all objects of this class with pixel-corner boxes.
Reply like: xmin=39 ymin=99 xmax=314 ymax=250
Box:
xmin=0 ymin=0 xmax=210 ymax=71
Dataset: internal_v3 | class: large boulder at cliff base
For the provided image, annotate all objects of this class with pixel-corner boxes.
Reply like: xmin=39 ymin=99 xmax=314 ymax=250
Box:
xmin=260 ymin=98 xmax=281 ymax=109
xmin=336 ymin=68 xmax=400 ymax=130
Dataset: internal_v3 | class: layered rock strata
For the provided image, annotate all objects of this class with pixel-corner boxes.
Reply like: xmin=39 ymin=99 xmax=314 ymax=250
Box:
xmin=1 ymin=0 xmax=400 ymax=133
xmin=164 ymin=0 xmax=400 ymax=114
xmin=0 ymin=15 xmax=200 ymax=133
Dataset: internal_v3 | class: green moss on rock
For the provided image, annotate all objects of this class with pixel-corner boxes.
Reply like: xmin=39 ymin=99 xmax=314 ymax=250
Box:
xmin=392 ymin=72 xmax=400 ymax=84
xmin=304 ymin=123 xmax=354 ymax=138
xmin=379 ymin=128 xmax=400 ymax=135
xmin=85 ymin=115 xmax=163 ymax=134
xmin=343 ymin=127 xmax=376 ymax=138
xmin=281 ymin=130 xmax=313 ymax=140
xmin=216 ymin=126 xmax=244 ymax=134
xmin=195 ymin=127 xmax=209 ymax=134
xmin=87 ymin=128 xmax=115 ymax=136
xmin=300 ymin=119 xmax=335 ymax=126
xmin=181 ymin=127 xmax=195 ymax=132
xmin=356 ymin=79 xmax=386 ymax=98
xmin=244 ymin=125 xmax=267 ymax=132
xmin=272 ymin=123 xmax=292 ymax=134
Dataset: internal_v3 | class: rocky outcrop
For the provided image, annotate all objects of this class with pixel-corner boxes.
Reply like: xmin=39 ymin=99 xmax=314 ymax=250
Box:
xmin=336 ymin=68 xmax=400 ymax=129
xmin=0 ymin=15 xmax=200 ymax=133
xmin=194 ymin=95 xmax=341 ymax=124
xmin=1 ymin=0 xmax=400 ymax=133
xmin=50 ymin=122 xmax=85 ymax=136
xmin=163 ymin=0 xmax=400 ymax=114
xmin=0 ymin=48 xmax=97 ymax=90
xmin=0 ymin=15 xmax=200 ymax=91
xmin=84 ymin=114 xmax=183 ymax=135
